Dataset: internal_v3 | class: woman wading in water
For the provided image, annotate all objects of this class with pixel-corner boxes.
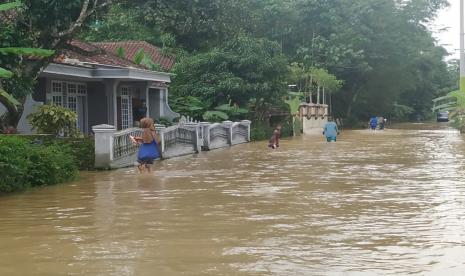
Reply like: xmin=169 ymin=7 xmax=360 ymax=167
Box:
xmin=131 ymin=117 xmax=161 ymax=173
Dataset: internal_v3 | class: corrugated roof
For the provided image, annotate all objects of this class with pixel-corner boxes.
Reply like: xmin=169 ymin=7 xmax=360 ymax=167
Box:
xmin=92 ymin=41 xmax=175 ymax=71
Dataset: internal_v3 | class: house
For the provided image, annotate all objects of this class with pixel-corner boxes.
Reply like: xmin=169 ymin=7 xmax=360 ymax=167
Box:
xmin=18 ymin=40 xmax=179 ymax=134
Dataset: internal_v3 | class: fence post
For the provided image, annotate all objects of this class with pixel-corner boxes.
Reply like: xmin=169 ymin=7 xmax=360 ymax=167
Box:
xmin=185 ymin=122 xmax=201 ymax=152
xmin=199 ymin=122 xmax=211 ymax=150
xmin=154 ymin=124 xmax=166 ymax=156
xmin=222 ymin=120 xmax=233 ymax=145
xmin=241 ymin=120 xmax=252 ymax=141
xmin=92 ymin=124 xmax=116 ymax=169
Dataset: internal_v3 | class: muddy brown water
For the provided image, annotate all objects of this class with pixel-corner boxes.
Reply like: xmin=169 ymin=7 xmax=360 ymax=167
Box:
xmin=1 ymin=123 xmax=465 ymax=275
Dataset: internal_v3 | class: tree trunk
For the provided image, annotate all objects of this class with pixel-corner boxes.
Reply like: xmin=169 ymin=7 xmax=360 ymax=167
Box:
xmin=329 ymin=93 xmax=332 ymax=116
xmin=317 ymin=86 xmax=320 ymax=104
xmin=322 ymin=86 xmax=325 ymax=105
xmin=346 ymin=86 xmax=360 ymax=118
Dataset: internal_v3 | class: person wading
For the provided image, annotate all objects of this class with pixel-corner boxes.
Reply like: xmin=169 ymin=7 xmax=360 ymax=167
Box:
xmin=268 ymin=125 xmax=282 ymax=149
xmin=323 ymin=118 xmax=339 ymax=142
xmin=131 ymin=117 xmax=161 ymax=173
xmin=369 ymin=116 xmax=378 ymax=131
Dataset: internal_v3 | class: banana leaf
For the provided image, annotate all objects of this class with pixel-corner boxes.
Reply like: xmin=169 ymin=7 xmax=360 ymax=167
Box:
xmin=134 ymin=49 xmax=145 ymax=64
xmin=0 ymin=1 xmax=22 ymax=11
xmin=215 ymin=104 xmax=248 ymax=114
xmin=203 ymin=111 xmax=229 ymax=121
xmin=0 ymin=48 xmax=55 ymax=57
xmin=0 ymin=67 xmax=13 ymax=78
xmin=0 ymin=88 xmax=20 ymax=112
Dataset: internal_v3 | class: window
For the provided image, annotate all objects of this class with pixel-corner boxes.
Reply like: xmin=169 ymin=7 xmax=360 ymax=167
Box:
xmin=67 ymin=83 xmax=77 ymax=94
xmin=48 ymin=80 xmax=88 ymax=132
xmin=120 ymin=86 xmax=132 ymax=129
xmin=78 ymin=84 xmax=87 ymax=95
xmin=52 ymin=95 xmax=63 ymax=106
xmin=52 ymin=81 xmax=62 ymax=93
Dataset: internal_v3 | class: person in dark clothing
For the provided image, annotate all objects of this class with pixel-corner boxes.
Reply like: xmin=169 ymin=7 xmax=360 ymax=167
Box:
xmin=379 ymin=117 xmax=387 ymax=130
xmin=133 ymin=100 xmax=147 ymax=122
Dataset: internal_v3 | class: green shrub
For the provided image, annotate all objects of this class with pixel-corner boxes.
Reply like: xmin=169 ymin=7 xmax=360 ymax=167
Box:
xmin=250 ymin=119 xmax=293 ymax=141
xmin=27 ymin=104 xmax=79 ymax=137
xmin=156 ymin=117 xmax=173 ymax=127
xmin=343 ymin=115 xmax=367 ymax=129
xmin=0 ymin=137 xmax=31 ymax=193
xmin=12 ymin=135 xmax=95 ymax=170
xmin=26 ymin=144 xmax=77 ymax=186
xmin=54 ymin=138 xmax=95 ymax=170
xmin=391 ymin=103 xmax=415 ymax=121
xmin=251 ymin=123 xmax=272 ymax=141
xmin=0 ymin=136 xmax=78 ymax=194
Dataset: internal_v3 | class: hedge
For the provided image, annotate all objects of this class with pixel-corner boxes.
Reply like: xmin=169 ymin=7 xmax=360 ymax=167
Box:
xmin=53 ymin=138 xmax=95 ymax=170
xmin=0 ymin=136 xmax=78 ymax=194
xmin=15 ymin=135 xmax=95 ymax=170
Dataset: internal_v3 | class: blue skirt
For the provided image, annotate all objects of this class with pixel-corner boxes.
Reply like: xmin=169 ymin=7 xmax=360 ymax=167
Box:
xmin=137 ymin=140 xmax=160 ymax=164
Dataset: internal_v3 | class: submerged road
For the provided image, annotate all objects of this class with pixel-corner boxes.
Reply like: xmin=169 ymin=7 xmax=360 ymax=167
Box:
xmin=1 ymin=123 xmax=465 ymax=275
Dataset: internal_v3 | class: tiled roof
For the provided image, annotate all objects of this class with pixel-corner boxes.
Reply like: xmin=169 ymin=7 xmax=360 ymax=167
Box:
xmin=92 ymin=41 xmax=175 ymax=71
xmin=54 ymin=40 xmax=146 ymax=69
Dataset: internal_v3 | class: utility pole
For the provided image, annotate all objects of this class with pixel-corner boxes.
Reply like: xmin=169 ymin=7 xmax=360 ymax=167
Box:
xmin=461 ymin=0 xmax=465 ymax=92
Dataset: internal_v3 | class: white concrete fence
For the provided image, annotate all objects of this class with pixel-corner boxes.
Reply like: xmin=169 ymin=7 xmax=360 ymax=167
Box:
xmin=93 ymin=120 xmax=251 ymax=169
xmin=298 ymin=103 xmax=329 ymax=134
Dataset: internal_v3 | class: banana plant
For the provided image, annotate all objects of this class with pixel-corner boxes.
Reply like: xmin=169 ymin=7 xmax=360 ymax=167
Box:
xmin=0 ymin=1 xmax=54 ymax=114
xmin=171 ymin=96 xmax=249 ymax=122
xmin=215 ymin=100 xmax=248 ymax=118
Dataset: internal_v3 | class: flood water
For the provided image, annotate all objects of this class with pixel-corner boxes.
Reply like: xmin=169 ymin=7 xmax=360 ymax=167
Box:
xmin=1 ymin=123 xmax=465 ymax=275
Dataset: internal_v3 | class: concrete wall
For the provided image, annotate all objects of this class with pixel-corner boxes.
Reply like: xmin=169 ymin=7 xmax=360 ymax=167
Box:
xmin=302 ymin=117 xmax=327 ymax=134
xmin=159 ymin=88 xmax=179 ymax=121
xmin=148 ymin=88 xmax=179 ymax=122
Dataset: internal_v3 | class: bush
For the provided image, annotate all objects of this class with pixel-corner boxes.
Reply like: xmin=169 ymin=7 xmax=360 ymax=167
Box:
xmin=54 ymin=138 xmax=95 ymax=170
xmin=391 ymin=103 xmax=415 ymax=121
xmin=156 ymin=117 xmax=173 ymax=127
xmin=13 ymin=135 xmax=95 ymax=170
xmin=27 ymin=104 xmax=78 ymax=137
xmin=251 ymin=123 xmax=272 ymax=141
xmin=250 ymin=119 xmax=293 ymax=141
xmin=343 ymin=115 xmax=367 ymax=129
xmin=0 ymin=136 xmax=78 ymax=194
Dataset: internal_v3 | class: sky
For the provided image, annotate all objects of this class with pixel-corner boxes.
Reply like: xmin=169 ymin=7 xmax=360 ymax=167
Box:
xmin=432 ymin=0 xmax=460 ymax=59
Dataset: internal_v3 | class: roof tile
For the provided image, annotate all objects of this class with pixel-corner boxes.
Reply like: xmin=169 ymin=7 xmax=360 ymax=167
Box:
xmin=92 ymin=41 xmax=175 ymax=71
xmin=53 ymin=40 xmax=146 ymax=69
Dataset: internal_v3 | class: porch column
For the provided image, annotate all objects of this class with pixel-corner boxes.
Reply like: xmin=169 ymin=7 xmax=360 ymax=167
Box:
xmin=145 ymin=84 xmax=150 ymax=118
xmin=160 ymin=88 xmax=166 ymax=118
xmin=112 ymin=81 xmax=119 ymax=128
